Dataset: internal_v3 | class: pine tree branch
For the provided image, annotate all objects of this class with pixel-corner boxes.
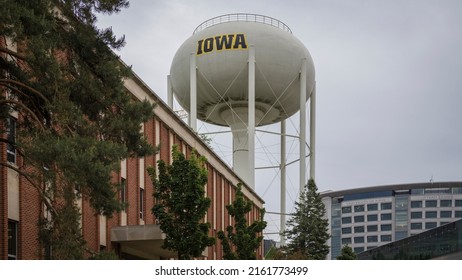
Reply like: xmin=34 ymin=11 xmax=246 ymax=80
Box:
xmin=0 ymin=46 xmax=26 ymax=61
xmin=0 ymin=100 xmax=45 ymax=130
xmin=0 ymin=79 xmax=49 ymax=103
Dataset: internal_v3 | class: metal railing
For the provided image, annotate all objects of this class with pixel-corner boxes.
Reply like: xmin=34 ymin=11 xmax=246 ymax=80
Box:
xmin=193 ymin=13 xmax=292 ymax=34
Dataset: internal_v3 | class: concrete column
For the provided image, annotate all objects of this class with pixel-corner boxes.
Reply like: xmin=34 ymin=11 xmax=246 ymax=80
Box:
xmin=189 ymin=53 xmax=197 ymax=131
xmin=300 ymin=58 xmax=307 ymax=193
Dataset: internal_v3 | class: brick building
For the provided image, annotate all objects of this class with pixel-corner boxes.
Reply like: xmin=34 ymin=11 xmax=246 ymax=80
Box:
xmin=0 ymin=40 xmax=264 ymax=259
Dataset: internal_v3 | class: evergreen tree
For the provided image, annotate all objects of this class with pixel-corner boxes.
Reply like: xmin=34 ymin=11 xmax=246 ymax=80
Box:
xmin=217 ymin=183 xmax=266 ymax=260
xmin=336 ymin=244 xmax=357 ymax=260
xmin=283 ymin=179 xmax=330 ymax=260
xmin=1 ymin=0 xmax=155 ymax=258
xmin=148 ymin=145 xmax=215 ymax=260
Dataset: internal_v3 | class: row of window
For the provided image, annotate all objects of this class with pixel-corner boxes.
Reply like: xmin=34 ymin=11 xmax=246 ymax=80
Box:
xmin=342 ymin=199 xmax=462 ymax=214
xmin=342 ymin=202 xmax=392 ymax=214
xmin=342 ymin=224 xmax=392 ymax=234
xmin=410 ymin=210 xmax=462 ymax=219
xmin=342 ymin=213 xmax=392 ymax=224
xmin=411 ymin=200 xmax=462 ymax=208
xmin=342 ymin=235 xmax=392 ymax=245
xmin=120 ymin=178 xmax=145 ymax=220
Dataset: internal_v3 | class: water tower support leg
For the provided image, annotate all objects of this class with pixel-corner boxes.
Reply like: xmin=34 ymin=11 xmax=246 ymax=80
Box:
xmin=248 ymin=46 xmax=256 ymax=189
xmin=167 ymin=75 xmax=173 ymax=109
xmin=310 ymin=84 xmax=316 ymax=181
xmin=190 ymin=53 xmax=197 ymax=131
xmin=300 ymin=59 xmax=307 ymax=193
xmin=280 ymin=119 xmax=286 ymax=246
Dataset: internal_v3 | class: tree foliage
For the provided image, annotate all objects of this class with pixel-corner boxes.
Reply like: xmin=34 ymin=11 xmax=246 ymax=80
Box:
xmin=217 ymin=183 xmax=266 ymax=260
xmin=148 ymin=145 xmax=215 ymax=260
xmin=1 ymin=0 xmax=155 ymax=259
xmin=283 ymin=179 xmax=330 ymax=260
xmin=336 ymin=244 xmax=357 ymax=260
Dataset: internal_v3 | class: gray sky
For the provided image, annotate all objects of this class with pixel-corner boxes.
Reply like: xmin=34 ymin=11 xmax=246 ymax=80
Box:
xmin=97 ymin=0 xmax=462 ymax=239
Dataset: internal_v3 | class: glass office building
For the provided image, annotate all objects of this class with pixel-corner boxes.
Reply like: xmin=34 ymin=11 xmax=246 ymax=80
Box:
xmin=321 ymin=182 xmax=462 ymax=259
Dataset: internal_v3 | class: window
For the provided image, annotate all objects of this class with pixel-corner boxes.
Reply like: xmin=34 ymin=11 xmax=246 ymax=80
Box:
xmin=353 ymin=247 xmax=364 ymax=254
xmin=381 ymin=235 xmax=392 ymax=242
xmin=440 ymin=211 xmax=452 ymax=218
xmin=395 ymin=197 xmax=408 ymax=210
xmin=425 ymin=200 xmax=437 ymax=207
xmin=455 ymin=211 xmax=462 ymax=218
xmin=342 ymin=206 xmax=352 ymax=214
xmin=381 ymin=224 xmax=392 ymax=231
xmin=455 ymin=200 xmax=462 ymax=207
xmin=425 ymin=211 xmax=437 ymax=219
xmin=139 ymin=188 xmax=145 ymax=220
xmin=381 ymin=213 xmax=392 ymax=221
xmin=367 ymin=235 xmax=378 ymax=243
xmin=6 ymin=117 xmax=16 ymax=164
xmin=410 ymin=200 xmax=422 ymax=208
xmin=354 ymin=205 xmax=365 ymax=212
xmin=367 ymin=214 xmax=378 ymax=222
xmin=381 ymin=202 xmax=392 ymax=210
xmin=410 ymin=211 xmax=422 ymax=219
xmin=354 ymin=215 xmax=364 ymax=223
xmin=367 ymin=203 xmax=378 ymax=211
xmin=120 ymin=178 xmax=127 ymax=205
xmin=367 ymin=225 xmax=378 ymax=232
xmin=440 ymin=200 xmax=452 ymax=207
xmin=8 ymin=220 xmax=18 ymax=260
xmin=342 ymin=217 xmax=352 ymax=224
xmin=425 ymin=222 xmax=437 ymax=229
xmin=354 ymin=226 xmax=364 ymax=233
xmin=342 ymin=227 xmax=352 ymax=234
xmin=410 ymin=223 xmax=422 ymax=230
xmin=354 ymin=236 xmax=364 ymax=243
xmin=342 ymin=238 xmax=351 ymax=245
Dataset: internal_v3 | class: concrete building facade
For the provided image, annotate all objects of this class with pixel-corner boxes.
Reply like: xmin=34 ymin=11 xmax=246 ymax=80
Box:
xmin=321 ymin=182 xmax=462 ymax=259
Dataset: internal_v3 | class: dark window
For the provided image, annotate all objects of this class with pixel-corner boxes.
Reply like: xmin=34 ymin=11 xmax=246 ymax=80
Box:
xmin=425 ymin=211 xmax=437 ymax=218
xmin=367 ymin=236 xmax=378 ymax=243
xmin=425 ymin=222 xmax=437 ymax=229
xmin=342 ymin=206 xmax=352 ymax=214
xmin=381 ymin=213 xmax=392 ymax=221
xmin=367 ymin=225 xmax=378 ymax=232
xmin=139 ymin=188 xmax=145 ymax=220
xmin=381 ymin=202 xmax=392 ymax=210
xmin=410 ymin=201 xmax=422 ymax=208
xmin=410 ymin=223 xmax=422 ymax=230
xmin=8 ymin=220 xmax=18 ymax=260
xmin=342 ymin=217 xmax=352 ymax=224
xmin=367 ymin=214 xmax=378 ymax=222
xmin=120 ymin=178 xmax=126 ymax=205
xmin=410 ymin=211 xmax=422 ymax=219
xmin=367 ymin=203 xmax=378 ymax=211
xmin=455 ymin=200 xmax=462 ymax=207
xmin=381 ymin=235 xmax=392 ymax=242
xmin=354 ymin=205 xmax=365 ymax=212
xmin=381 ymin=224 xmax=392 ymax=231
xmin=353 ymin=247 xmax=365 ymax=254
xmin=440 ymin=211 xmax=452 ymax=218
xmin=354 ymin=236 xmax=364 ymax=243
xmin=342 ymin=238 xmax=351 ymax=245
xmin=341 ymin=227 xmax=352 ymax=234
xmin=440 ymin=200 xmax=452 ymax=207
xmin=354 ymin=215 xmax=364 ymax=223
xmin=455 ymin=211 xmax=462 ymax=218
xmin=354 ymin=226 xmax=364 ymax=233
xmin=425 ymin=200 xmax=437 ymax=207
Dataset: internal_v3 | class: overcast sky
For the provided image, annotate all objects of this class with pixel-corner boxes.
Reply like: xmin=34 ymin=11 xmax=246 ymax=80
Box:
xmin=97 ymin=0 xmax=462 ymax=239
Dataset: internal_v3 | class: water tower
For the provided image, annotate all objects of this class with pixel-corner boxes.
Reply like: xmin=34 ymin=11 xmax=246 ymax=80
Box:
xmin=168 ymin=14 xmax=316 ymax=242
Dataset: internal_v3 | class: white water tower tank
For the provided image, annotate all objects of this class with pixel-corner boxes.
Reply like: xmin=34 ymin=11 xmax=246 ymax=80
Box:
xmin=169 ymin=14 xmax=316 ymax=189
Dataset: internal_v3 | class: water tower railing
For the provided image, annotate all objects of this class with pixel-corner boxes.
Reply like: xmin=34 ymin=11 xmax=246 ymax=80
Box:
xmin=193 ymin=13 xmax=292 ymax=34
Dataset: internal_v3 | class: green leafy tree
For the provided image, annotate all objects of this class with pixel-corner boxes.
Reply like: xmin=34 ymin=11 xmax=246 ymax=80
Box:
xmin=217 ymin=183 xmax=266 ymax=260
xmin=336 ymin=244 xmax=357 ymax=260
xmin=1 ymin=0 xmax=155 ymax=258
xmin=148 ymin=145 xmax=215 ymax=260
xmin=283 ymin=178 xmax=330 ymax=260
